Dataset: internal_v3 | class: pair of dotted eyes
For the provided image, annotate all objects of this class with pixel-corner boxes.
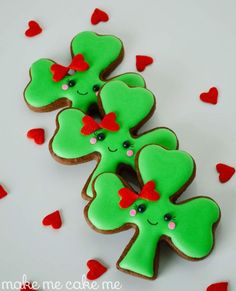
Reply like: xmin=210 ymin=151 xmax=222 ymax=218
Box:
xmin=89 ymin=136 xmax=134 ymax=157
xmin=61 ymin=80 xmax=100 ymax=92
xmin=129 ymin=207 xmax=176 ymax=230
xmin=90 ymin=135 xmax=132 ymax=148
xmin=131 ymin=204 xmax=172 ymax=219
xmin=68 ymin=80 xmax=100 ymax=92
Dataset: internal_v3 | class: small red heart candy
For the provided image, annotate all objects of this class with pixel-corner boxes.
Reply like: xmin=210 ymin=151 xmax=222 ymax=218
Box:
xmin=20 ymin=282 xmax=37 ymax=291
xmin=42 ymin=210 xmax=62 ymax=229
xmin=25 ymin=20 xmax=42 ymax=37
xmin=86 ymin=259 xmax=107 ymax=280
xmin=216 ymin=163 xmax=235 ymax=183
xmin=0 ymin=185 xmax=8 ymax=199
xmin=200 ymin=87 xmax=218 ymax=104
xmin=91 ymin=8 xmax=109 ymax=25
xmin=136 ymin=55 xmax=153 ymax=72
xmin=27 ymin=128 xmax=45 ymax=145
xmin=207 ymin=282 xmax=228 ymax=291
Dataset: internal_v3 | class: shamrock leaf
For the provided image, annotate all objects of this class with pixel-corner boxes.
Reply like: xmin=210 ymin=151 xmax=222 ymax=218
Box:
xmin=166 ymin=197 xmax=220 ymax=259
xmin=137 ymin=144 xmax=194 ymax=200
xmin=86 ymin=173 xmax=129 ymax=231
xmin=99 ymin=81 xmax=154 ymax=129
xmin=50 ymin=109 xmax=93 ymax=161
xmin=85 ymin=145 xmax=220 ymax=279
xmin=25 ymin=31 xmax=145 ymax=113
xmin=50 ymin=81 xmax=178 ymax=198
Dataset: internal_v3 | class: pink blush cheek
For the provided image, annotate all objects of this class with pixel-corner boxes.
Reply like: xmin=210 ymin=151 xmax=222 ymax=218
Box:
xmin=129 ymin=209 xmax=136 ymax=217
xmin=62 ymin=84 xmax=69 ymax=91
xmin=127 ymin=150 xmax=134 ymax=157
xmin=168 ymin=221 xmax=176 ymax=230
xmin=90 ymin=137 xmax=97 ymax=145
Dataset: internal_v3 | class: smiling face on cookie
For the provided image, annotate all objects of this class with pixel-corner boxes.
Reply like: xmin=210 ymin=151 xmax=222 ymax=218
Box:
xmin=24 ymin=31 xmax=145 ymax=113
xmin=50 ymin=81 xmax=178 ymax=198
xmin=89 ymin=129 xmax=135 ymax=156
xmin=85 ymin=145 xmax=220 ymax=279
xmin=126 ymin=198 xmax=177 ymax=231
xmin=54 ymin=69 xmax=104 ymax=110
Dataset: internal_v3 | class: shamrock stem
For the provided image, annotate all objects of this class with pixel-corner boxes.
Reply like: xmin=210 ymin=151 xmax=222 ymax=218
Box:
xmin=117 ymin=229 xmax=161 ymax=279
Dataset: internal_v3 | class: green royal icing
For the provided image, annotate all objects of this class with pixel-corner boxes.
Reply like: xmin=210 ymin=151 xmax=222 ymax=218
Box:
xmin=86 ymin=145 xmax=220 ymax=279
xmin=51 ymin=81 xmax=178 ymax=198
xmin=24 ymin=31 xmax=145 ymax=113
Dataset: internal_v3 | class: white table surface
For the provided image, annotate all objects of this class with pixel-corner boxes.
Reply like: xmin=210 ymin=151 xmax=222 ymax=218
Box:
xmin=0 ymin=0 xmax=235 ymax=290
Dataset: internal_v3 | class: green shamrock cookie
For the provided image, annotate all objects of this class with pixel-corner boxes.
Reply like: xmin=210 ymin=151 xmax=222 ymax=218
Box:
xmin=85 ymin=144 xmax=220 ymax=279
xmin=24 ymin=31 xmax=145 ymax=113
xmin=50 ymin=81 xmax=178 ymax=198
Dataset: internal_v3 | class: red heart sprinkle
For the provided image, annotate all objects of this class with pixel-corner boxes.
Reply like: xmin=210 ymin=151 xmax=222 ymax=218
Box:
xmin=0 ymin=185 xmax=8 ymax=199
xmin=207 ymin=282 xmax=228 ymax=291
xmin=216 ymin=163 xmax=235 ymax=183
xmin=86 ymin=259 xmax=108 ymax=280
xmin=20 ymin=282 xmax=38 ymax=291
xmin=25 ymin=20 xmax=42 ymax=37
xmin=42 ymin=210 xmax=62 ymax=229
xmin=200 ymin=87 xmax=218 ymax=105
xmin=91 ymin=8 xmax=109 ymax=25
xmin=136 ymin=55 xmax=154 ymax=72
xmin=27 ymin=128 xmax=45 ymax=145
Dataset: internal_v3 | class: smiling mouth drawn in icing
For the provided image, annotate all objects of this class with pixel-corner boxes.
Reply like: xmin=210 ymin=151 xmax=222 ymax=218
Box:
xmin=147 ymin=219 xmax=158 ymax=226
xmin=108 ymin=147 xmax=118 ymax=152
xmin=77 ymin=89 xmax=88 ymax=96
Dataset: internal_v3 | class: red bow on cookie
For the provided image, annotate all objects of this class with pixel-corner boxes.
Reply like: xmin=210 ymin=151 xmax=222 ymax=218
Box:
xmin=118 ymin=181 xmax=160 ymax=208
xmin=50 ymin=54 xmax=89 ymax=81
xmin=81 ymin=112 xmax=120 ymax=135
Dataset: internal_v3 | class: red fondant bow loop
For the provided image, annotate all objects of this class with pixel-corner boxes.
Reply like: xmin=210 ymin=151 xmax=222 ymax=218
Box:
xmin=118 ymin=181 xmax=160 ymax=208
xmin=81 ymin=112 xmax=120 ymax=135
xmin=50 ymin=54 xmax=89 ymax=81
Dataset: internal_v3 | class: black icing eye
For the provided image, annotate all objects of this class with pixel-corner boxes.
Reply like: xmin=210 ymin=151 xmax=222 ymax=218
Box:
xmin=93 ymin=84 xmax=100 ymax=92
xmin=123 ymin=140 xmax=131 ymax=148
xmin=164 ymin=213 xmax=172 ymax=221
xmin=97 ymin=133 xmax=106 ymax=141
xmin=137 ymin=204 xmax=146 ymax=213
xmin=68 ymin=80 xmax=76 ymax=87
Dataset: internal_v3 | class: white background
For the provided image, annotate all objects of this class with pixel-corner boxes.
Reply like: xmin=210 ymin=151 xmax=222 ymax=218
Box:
xmin=0 ymin=0 xmax=235 ymax=290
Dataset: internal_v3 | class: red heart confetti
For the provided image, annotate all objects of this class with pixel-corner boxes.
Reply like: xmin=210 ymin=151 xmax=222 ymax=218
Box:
xmin=20 ymin=282 xmax=38 ymax=291
xmin=216 ymin=163 xmax=235 ymax=183
xmin=200 ymin=87 xmax=218 ymax=105
xmin=91 ymin=8 xmax=109 ymax=25
xmin=207 ymin=282 xmax=228 ymax=291
xmin=136 ymin=55 xmax=154 ymax=72
xmin=27 ymin=128 xmax=45 ymax=145
xmin=25 ymin=20 xmax=42 ymax=37
xmin=86 ymin=259 xmax=108 ymax=280
xmin=42 ymin=210 xmax=62 ymax=229
xmin=0 ymin=185 xmax=8 ymax=199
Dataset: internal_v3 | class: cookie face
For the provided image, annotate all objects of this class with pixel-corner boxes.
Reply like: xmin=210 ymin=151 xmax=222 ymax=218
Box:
xmin=85 ymin=145 xmax=221 ymax=279
xmin=24 ymin=31 xmax=145 ymax=113
xmin=50 ymin=81 xmax=178 ymax=198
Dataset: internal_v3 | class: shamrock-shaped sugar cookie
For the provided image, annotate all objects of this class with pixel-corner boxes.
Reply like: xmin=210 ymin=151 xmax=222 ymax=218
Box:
xmin=24 ymin=31 xmax=145 ymax=113
xmin=50 ymin=81 xmax=178 ymax=198
xmin=85 ymin=145 xmax=220 ymax=279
